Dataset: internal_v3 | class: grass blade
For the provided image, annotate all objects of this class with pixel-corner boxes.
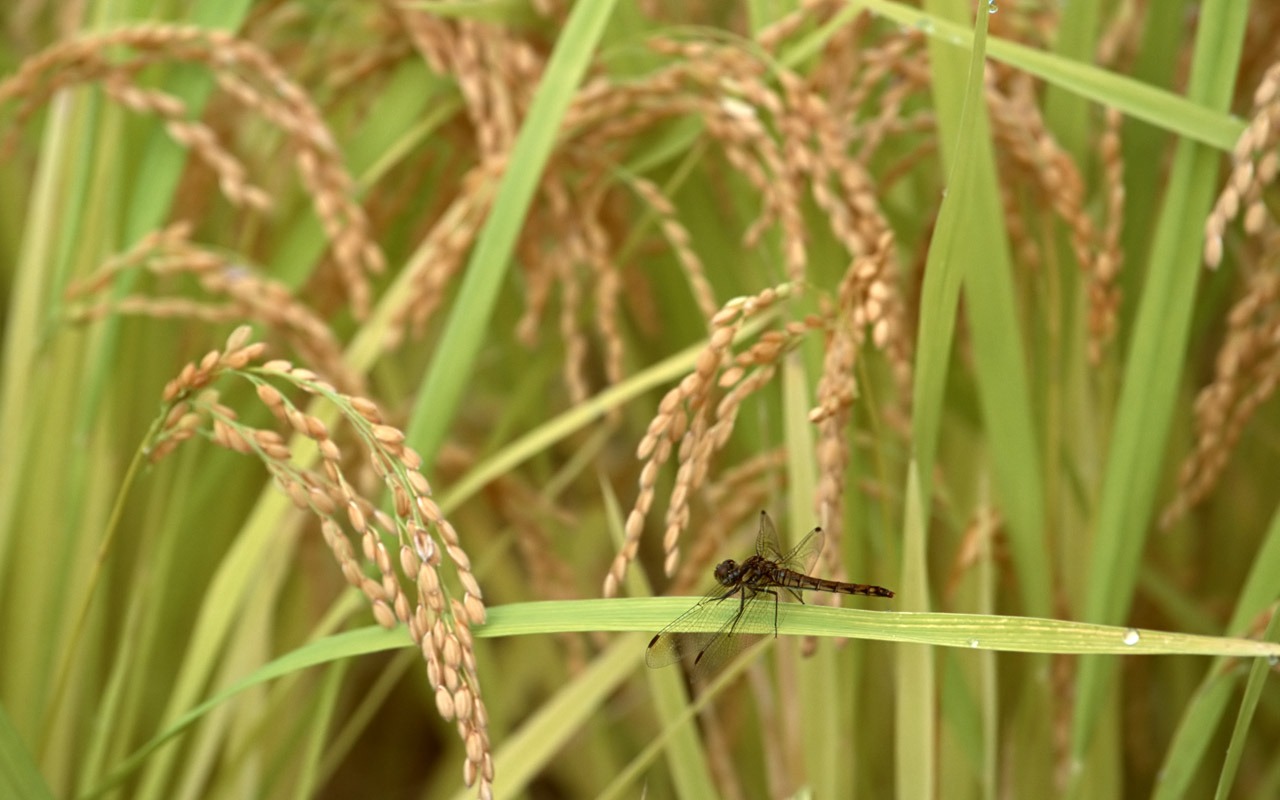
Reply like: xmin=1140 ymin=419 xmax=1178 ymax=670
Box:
xmin=1213 ymin=607 xmax=1280 ymax=800
xmin=1068 ymin=0 xmax=1250 ymax=776
xmin=0 ymin=703 xmax=54 ymax=800
xmin=852 ymin=0 xmax=1243 ymax=150
xmin=1153 ymin=504 xmax=1280 ymax=799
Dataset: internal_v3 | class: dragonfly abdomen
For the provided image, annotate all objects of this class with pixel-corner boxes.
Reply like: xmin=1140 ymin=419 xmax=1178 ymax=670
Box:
xmin=774 ymin=570 xmax=895 ymax=598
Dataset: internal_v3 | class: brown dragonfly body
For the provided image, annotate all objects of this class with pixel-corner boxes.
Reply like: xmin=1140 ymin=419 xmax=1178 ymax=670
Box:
xmin=647 ymin=511 xmax=894 ymax=672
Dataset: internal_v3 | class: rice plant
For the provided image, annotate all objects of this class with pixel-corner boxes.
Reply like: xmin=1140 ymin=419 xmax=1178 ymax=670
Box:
xmin=1 ymin=2 xmax=1278 ymax=798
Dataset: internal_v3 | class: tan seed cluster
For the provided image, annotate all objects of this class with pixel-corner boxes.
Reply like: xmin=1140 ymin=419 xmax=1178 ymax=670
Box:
xmin=949 ymin=62 xmax=1137 ymax=367
xmin=323 ymin=11 xmax=934 ymax=491
xmin=66 ymin=222 xmax=364 ymax=396
xmin=1162 ymin=262 xmax=1280 ymax=528
xmin=605 ymin=232 xmax=909 ymax=595
xmin=107 ymin=76 xmax=271 ymax=212
xmin=391 ymin=11 xmax=630 ymax=422
xmin=1204 ymin=61 xmax=1280 ymax=269
xmin=1090 ymin=106 xmax=1126 ymax=363
xmin=152 ymin=328 xmax=491 ymax=798
xmin=1095 ymin=0 xmax=1146 ymax=70
xmin=810 ymin=232 xmax=900 ymax=561
xmin=668 ymin=448 xmax=788 ymax=594
xmin=0 ymin=24 xmax=384 ymax=316
xmin=389 ymin=6 xmax=917 ymax=415
xmin=1162 ymin=60 xmax=1280 ymax=529
xmin=987 ymin=71 xmax=1112 ymax=354
xmin=157 ymin=325 xmax=266 ymax=406
xmin=942 ymin=505 xmax=1004 ymax=602
xmin=604 ymin=284 xmax=807 ymax=596
xmin=626 ymin=175 xmax=719 ymax=321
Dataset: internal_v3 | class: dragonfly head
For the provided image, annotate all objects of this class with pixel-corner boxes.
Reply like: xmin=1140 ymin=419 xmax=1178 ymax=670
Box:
xmin=713 ymin=559 xmax=738 ymax=586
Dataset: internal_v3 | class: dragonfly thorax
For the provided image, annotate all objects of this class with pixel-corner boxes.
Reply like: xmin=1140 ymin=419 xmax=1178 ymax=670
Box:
xmin=713 ymin=559 xmax=741 ymax=586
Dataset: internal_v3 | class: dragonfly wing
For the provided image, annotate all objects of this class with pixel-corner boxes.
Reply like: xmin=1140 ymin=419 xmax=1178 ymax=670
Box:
xmin=646 ymin=586 xmax=777 ymax=674
xmin=685 ymin=586 xmax=779 ymax=674
xmin=646 ymin=628 xmax=718 ymax=669
xmin=756 ymin=511 xmax=826 ymax=574
xmin=781 ymin=525 xmax=825 ymax=574
xmin=683 ymin=619 xmax=753 ymax=674
xmin=755 ymin=510 xmax=787 ymax=563
xmin=645 ymin=586 xmax=737 ymax=668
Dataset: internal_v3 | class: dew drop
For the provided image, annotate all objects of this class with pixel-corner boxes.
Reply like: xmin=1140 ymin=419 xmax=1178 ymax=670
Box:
xmin=968 ymin=638 xmax=980 ymax=649
xmin=988 ymin=1 xmax=998 ymax=13
xmin=1122 ymin=628 xmax=1141 ymax=646
xmin=1268 ymin=653 xmax=1279 ymax=667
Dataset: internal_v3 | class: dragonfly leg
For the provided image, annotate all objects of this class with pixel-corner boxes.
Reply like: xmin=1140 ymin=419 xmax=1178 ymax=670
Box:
xmin=785 ymin=587 xmax=804 ymax=603
xmin=762 ymin=588 xmax=781 ymax=637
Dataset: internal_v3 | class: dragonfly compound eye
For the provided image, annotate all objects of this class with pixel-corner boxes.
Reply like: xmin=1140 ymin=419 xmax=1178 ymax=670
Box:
xmin=713 ymin=559 xmax=737 ymax=585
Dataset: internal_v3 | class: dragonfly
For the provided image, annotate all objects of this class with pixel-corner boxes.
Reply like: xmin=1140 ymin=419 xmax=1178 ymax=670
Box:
xmin=646 ymin=510 xmax=893 ymax=673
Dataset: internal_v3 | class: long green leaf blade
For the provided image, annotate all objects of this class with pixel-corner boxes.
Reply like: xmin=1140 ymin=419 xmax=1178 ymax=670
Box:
xmin=1068 ymin=0 xmax=1250 ymax=778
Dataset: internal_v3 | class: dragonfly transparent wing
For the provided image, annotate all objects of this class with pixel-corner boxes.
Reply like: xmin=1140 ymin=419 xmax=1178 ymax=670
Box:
xmin=756 ymin=510 xmax=824 ymax=574
xmin=645 ymin=584 xmax=780 ymax=674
